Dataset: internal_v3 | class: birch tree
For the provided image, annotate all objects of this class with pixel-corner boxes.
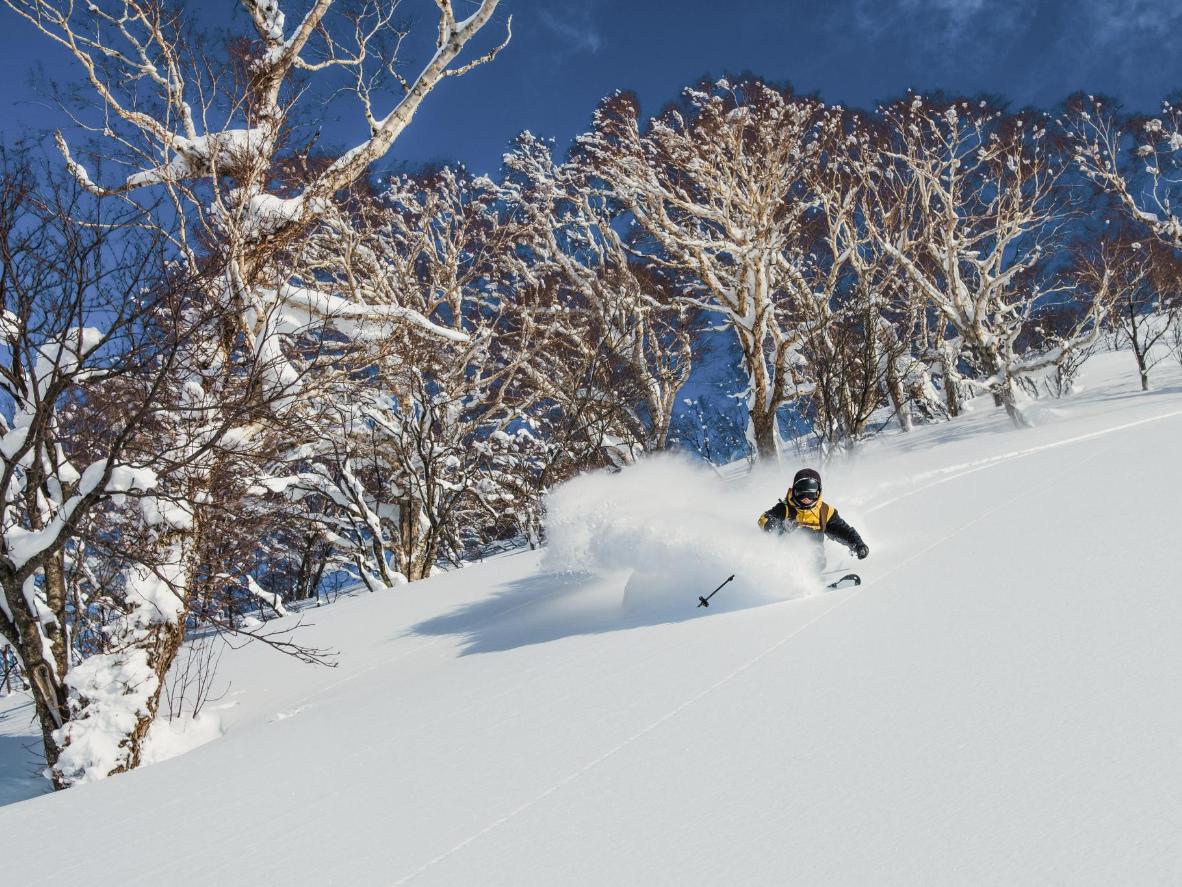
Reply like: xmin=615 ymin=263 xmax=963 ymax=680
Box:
xmin=1067 ymin=95 xmax=1182 ymax=380
xmin=502 ymin=132 xmax=695 ymax=457
xmin=1067 ymin=95 xmax=1182 ymax=251
xmin=0 ymin=160 xmax=220 ymax=786
xmin=579 ymin=81 xmax=838 ymax=461
xmin=257 ymin=169 xmax=541 ymax=583
xmin=801 ymin=117 xmax=905 ymax=447
xmin=865 ymin=95 xmax=1105 ymax=426
xmin=1076 ymin=236 xmax=1177 ymax=391
xmin=3 ymin=0 xmax=508 ymax=785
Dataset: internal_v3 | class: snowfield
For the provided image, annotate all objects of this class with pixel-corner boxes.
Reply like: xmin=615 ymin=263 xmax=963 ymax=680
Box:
xmin=2 ymin=351 xmax=1182 ymax=886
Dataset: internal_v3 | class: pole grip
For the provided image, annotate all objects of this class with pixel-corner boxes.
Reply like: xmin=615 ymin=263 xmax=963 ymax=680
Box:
xmin=696 ymin=574 xmax=734 ymax=609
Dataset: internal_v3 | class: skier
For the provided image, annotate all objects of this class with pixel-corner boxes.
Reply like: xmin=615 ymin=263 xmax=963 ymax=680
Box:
xmin=758 ymin=468 xmax=869 ymax=573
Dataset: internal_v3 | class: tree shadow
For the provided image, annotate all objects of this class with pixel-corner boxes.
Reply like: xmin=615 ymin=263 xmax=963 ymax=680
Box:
xmin=891 ymin=409 xmax=1013 ymax=453
xmin=1072 ymin=382 xmax=1182 ymax=404
xmin=887 ymin=380 xmax=1182 ymax=458
xmin=0 ymin=701 xmax=50 ymax=807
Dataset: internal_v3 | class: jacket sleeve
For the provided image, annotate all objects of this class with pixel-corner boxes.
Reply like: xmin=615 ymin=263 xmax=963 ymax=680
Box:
xmin=824 ymin=509 xmax=865 ymax=549
xmin=757 ymin=500 xmax=788 ymax=533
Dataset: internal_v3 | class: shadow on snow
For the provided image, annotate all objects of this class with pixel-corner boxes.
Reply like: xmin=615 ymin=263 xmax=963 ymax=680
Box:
xmin=407 ymin=568 xmax=784 ymax=656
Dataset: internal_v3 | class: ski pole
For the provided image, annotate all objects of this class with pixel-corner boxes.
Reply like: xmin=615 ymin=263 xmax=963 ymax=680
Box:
xmin=697 ymin=574 xmax=735 ymax=608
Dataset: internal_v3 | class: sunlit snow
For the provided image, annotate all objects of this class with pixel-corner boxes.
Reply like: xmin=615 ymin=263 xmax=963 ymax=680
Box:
xmin=1 ymin=351 xmax=1180 ymax=885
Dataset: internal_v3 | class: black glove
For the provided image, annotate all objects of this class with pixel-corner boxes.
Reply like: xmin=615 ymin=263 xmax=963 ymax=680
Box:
xmin=854 ymin=543 xmax=869 ymax=560
xmin=761 ymin=515 xmax=785 ymax=534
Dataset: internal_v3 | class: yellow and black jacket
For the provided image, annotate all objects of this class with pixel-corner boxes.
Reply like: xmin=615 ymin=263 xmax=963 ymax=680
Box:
xmin=758 ymin=495 xmax=865 ymax=550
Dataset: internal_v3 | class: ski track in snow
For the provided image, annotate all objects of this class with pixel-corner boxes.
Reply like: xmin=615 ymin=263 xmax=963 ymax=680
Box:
xmin=5 ymin=356 xmax=1181 ymax=887
xmin=864 ymin=404 xmax=1182 ymax=515
xmin=38 ymin=404 xmax=1155 ymax=887
xmin=391 ymin=435 xmax=1122 ymax=885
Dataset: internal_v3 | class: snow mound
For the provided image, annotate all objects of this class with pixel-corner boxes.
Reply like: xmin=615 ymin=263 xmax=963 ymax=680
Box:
xmin=140 ymin=712 xmax=222 ymax=767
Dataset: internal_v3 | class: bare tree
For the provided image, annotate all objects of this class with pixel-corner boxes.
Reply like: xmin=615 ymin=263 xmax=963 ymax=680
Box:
xmin=1076 ymin=236 xmax=1178 ymax=391
xmin=802 ymin=119 xmax=905 ymax=448
xmin=862 ymin=95 xmax=1106 ymax=426
xmin=503 ymin=132 xmax=695 ymax=457
xmin=1067 ymin=94 xmax=1182 ymax=251
xmin=2 ymin=0 xmax=508 ymax=785
xmin=253 ymin=169 xmax=543 ymax=583
xmin=579 ymin=80 xmax=840 ymax=461
xmin=0 ymin=158 xmax=222 ymax=786
xmin=1170 ymin=313 xmax=1182 ymax=372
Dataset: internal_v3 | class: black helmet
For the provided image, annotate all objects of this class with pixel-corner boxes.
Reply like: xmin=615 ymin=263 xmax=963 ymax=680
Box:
xmin=790 ymin=468 xmax=821 ymax=504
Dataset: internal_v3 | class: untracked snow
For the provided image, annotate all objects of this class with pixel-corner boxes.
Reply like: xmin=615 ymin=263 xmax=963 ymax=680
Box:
xmin=1 ymin=351 xmax=1182 ymax=885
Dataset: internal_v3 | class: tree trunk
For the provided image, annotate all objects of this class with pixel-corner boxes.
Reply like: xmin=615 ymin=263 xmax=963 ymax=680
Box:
xmin=1135 ymin=348 xmax=1150 ymax=391
xmin=50 ymin=491 xmax=206 ymax=786
xmin=998 ymin=377 xmax=1032 ymax=429
xmin=10 ymin=608 xmax=68 ymax=785
xmin=308 ymin=555 xmax=327 ymax=603
xmin=749 ymin=403 xmax=779 ymax=463
xmin=945 ymin=383 xmax=959 ymax=416
xmin=885 ymin=354 xmax=912 ymax=432
xmin=1129 ymin=301 xmax=1150 ymax=391
xmin=42 ymin=548 xmax=73 ymax=675
xmin=935 ymin=340 xmax=962 ymax=418
xmin=414 ymin=536 xmax=437 ymax=583
xmin=648 ymin=409 xmax=672 ymax=452
xmin=1 ymin=647 xmax=16 ymax=693
xmin=114 ymin=616 xmax=190 ymax=775
xmin=368 ymin=533 xmax=395 ymax=587
xmin=398 ymin=496 xmax=433 ymax=582
xmin=526 ymin=505 xmax=542 ymax=550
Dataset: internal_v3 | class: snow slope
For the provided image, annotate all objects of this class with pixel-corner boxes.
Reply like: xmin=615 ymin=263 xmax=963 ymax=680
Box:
xmin=2 ymin=351 xmax=1182 ymax=886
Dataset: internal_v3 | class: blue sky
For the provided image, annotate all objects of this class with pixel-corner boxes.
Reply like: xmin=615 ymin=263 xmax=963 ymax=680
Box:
xmin=1 ymin=0 xmax=1181 ymax=177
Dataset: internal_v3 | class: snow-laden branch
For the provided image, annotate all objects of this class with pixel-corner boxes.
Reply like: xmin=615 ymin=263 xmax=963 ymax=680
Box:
xmin=577 ymin=80 xmax=837 ymax=459
xmin=862 ymin=95 xmax=1072 ymax=425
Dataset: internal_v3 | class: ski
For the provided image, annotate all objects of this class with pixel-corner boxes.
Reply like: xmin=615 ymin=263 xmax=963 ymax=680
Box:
xmin=825 ymin=573 xmax=862 ymax=590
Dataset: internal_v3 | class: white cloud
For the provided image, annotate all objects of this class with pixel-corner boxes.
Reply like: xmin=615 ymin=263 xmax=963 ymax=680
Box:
xmin=537 ymin=7 xmax=602 ymax=55
xmin=848 ymin=0 xmax=1025 ymax=45
xmin=1053 ymin=2 xmax=1182 ymax=109
xmin=848 ymin=0 xmax=1182 ymax=51
xmin=839 ymin=0 xmax=1182 ymax=102
xmin=1067 ymin=0 xmax=1182 ymax=46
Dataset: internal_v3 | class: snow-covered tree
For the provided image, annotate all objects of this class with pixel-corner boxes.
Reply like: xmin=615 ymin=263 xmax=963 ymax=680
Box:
xmin=809 ymin=121 xmax=948 ymax=433
xmin=0 ymin=160 xmax=217 ymax=786
xmin=864 ymin=95 xmax=1106 ymax=426
xmin=2 ymin=0 xmax=508 ymax=785
xmin=503 ymin=132 xmax=695 ymax=458
xmin=578 ymin=81 xmax=840 ymax=461
xmin=258 ymin=169 xmax=543 ymax=582
xmin=1076 ymin=236 xmax=1177 ymax=391
xmin=1067 ymin=94 xmax=1182 ymax=252
xmin=799 ymin=119 xmax=909 ymax=447
xmin=1066 ymin=95 xmax=1182 ymax=390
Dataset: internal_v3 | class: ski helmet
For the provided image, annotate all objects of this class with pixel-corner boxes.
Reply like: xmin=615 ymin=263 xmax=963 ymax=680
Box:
xmin=790 ymin=468 xmax=821 ymax=504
